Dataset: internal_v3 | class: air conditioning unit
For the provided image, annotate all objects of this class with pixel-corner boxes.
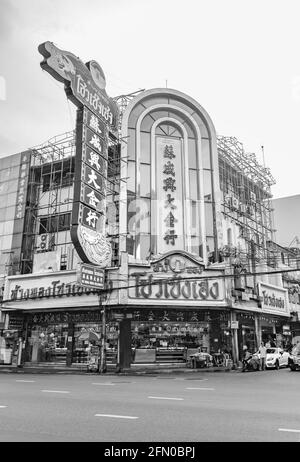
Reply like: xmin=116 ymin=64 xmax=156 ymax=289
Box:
xmin=224 ymin=195 xmax=232 ymax=207
xmin=240 ymin=204 xmax=246 ymax=213
xmin=35 ymin=234 xmax=51 ymax=252
xmin=232 ymin=197 xmax=239 ymax=209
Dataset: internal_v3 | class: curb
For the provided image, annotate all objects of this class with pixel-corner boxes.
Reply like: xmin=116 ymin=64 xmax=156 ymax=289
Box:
xmin=0 ymin=366 xmax=240 ymax=376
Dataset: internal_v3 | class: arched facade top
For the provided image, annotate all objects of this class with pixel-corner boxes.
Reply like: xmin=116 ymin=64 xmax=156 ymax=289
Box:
xmin=119 ymin=87 xmax=222 ymax=265
xmin=121 ymin=87 xmax=217 ymax=141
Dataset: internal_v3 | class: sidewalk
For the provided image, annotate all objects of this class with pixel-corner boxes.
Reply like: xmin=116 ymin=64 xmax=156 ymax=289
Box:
xmin=0 ymin=363 xmax=239 ymax=375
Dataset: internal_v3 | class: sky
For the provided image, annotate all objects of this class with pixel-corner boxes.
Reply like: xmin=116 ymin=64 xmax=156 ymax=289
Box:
xmin=0 ymin=0 xmax=300 ymax=199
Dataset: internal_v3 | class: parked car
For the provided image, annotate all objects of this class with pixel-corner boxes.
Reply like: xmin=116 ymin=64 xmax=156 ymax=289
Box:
xmin=288 ymin=344 xmax=300 ymax=371
xmin=256 ymin=348 xmax=290 ymax=369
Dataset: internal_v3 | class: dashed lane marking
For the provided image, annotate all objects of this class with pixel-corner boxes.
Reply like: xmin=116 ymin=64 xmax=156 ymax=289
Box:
xmin=95 ymin=414 xmax=139 ymax=419
xmin=92 ymin=383 xmax=115 ymax=386
xmin=16 ymin=380 xmax=36 ymax=383
xmin=0 ymin=406 xmax=7 ymax=408
xmin=278 ymin=428 xmax=300 ymax=433
xmin=41 ymin=390 xmax=70 ymax=394
xmin=186 ymin=387 xmax=215 ymax=391
xmin=148 ymin=396 xmax=184 ymax=401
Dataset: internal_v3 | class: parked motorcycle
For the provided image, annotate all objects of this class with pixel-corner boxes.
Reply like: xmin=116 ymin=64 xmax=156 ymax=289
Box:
xmin=242 ymin=353 xmax=260 ymax=372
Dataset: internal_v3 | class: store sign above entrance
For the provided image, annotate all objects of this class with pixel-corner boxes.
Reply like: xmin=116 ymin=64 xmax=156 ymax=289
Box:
xmin=258 ymin=282 xmax=289 ymax=317
xmin=128 ymin=251 xmax=226 ymax=306
xmin=38 ymin=42 xmax=119 ymax=267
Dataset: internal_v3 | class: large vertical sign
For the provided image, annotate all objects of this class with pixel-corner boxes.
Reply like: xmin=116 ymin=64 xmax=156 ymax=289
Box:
xmin=156 ymin=137 xmax=184 ymax=253
xmin=38 ymin=42 xmax=119 ymax=267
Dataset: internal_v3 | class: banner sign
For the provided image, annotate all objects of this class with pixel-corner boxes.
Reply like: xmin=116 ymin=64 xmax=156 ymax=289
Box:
xmin=38 ymin=42 xmax=119 ymax=267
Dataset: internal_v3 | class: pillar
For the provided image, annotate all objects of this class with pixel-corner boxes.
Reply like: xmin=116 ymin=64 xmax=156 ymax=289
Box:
xmin=254 ymin=314 xmax=261 ymax=350
xmin=230 ymin=311 xmax=239 ymax=366
xmin=118 ymin=318 xmax=131 ymax=369
xmin=66 ymin=322 xmax=74 ymax=367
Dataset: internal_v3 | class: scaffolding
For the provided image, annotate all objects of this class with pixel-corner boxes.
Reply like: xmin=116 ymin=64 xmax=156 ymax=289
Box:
xmin=217 ymin=136 xmax=276 ymax=265
xmin=113 ymin=89 xmax=145 ymax=132
xmin=20 ymin=127 xmax=122 ymax=274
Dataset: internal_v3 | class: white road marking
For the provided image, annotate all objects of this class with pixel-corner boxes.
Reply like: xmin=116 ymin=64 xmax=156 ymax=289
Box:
xmin=41 ymin=390 xmax=70 ymax=394
xmin=95 ymin=414 xmax=139 ymax=419
xmin=92 ymin=383 xmax=115 ymax=386
xmin=16 ymin=380 xmax=35 ymax=383
xmin=185 ymin=378 xmax=209 ymax=381
xmin=186 ymin=387 xmax=215 ymax=391
xmin=148 ymin=396 xmax=184 ymax=401
xmin=278 ymin=428 xmax=300 ymax=433
xmin=0 ymin=406 xmax=7 ymax=408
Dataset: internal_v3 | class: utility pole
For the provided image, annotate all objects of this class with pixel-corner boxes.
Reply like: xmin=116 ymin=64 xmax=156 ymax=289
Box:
xmin=99 ymin=291 xmax=107 ymax=374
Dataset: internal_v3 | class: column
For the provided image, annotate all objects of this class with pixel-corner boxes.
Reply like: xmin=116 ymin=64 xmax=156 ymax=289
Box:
xmin=254 ymin=314 xmax=261 ymax=350
xmin=231 ymin=311 xmax=239 ymax=367
xmin=118 ymin=318 xmax=132 ymax=370
xmin=66 ymin=322 xmax=74 ymax=367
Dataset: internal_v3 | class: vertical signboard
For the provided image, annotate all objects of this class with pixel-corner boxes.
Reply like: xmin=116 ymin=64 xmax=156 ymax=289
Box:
xmin=14 ymin=151 xmax=31 ymax=220
xmin=156 ymin=137 xmax=184 ymax=253
xmin=38 ymin=42 xmax=119 ymax=267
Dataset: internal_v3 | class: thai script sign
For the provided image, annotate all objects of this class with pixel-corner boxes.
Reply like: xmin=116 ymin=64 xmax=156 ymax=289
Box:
xmin=258 ymin=282 xmax=289 ymax=315
xmin=128 ymin=251 xmax=225 ymax=306
xmin=38 ymin=42 xmax=118 ymax=130
xmin=129 ymin=273 xmax=221 ymax=301
xmin=9 ymin=280 xmax=98 ymax=301
xmin=38 ymin=42 xmax=119 ymax=267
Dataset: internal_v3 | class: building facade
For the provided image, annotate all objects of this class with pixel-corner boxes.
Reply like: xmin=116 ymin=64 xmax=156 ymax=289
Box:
xmin=0 ymin=88 xmax=293 ymax=369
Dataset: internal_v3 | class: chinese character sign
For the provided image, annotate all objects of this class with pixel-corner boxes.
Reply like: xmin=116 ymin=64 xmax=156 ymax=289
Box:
xmin=39 ymin=42 xmax=119 ymax=267
xmin=156 ymin=137 xmax=184 ymax=253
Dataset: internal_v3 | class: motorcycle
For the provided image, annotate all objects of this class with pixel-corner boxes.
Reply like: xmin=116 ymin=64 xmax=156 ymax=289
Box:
xmin=242 ymin=353 xmax=260 ymax=372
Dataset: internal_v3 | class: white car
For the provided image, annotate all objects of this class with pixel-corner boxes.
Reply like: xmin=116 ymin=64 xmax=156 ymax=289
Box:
xmin=264 ymin=348 xmax=290 ymax=369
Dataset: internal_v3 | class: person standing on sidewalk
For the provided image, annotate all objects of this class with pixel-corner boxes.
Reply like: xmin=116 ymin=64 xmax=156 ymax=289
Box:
xmin=258 ymin=342 xmax=267 ymax=371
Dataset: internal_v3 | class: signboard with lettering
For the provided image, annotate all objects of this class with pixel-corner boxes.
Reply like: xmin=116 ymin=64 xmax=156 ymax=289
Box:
xmin=77 ymin=263 xmax=105 ymax=290
xmin=38 ymin=42 xmax=119 ymax=267
xmin=14 ymin=151 xmax=31 ymax=220
xmin=156 ymin=138 xmax=184 ymax=252
xmin=128 ymin=250 xmax=226 ymax=307
xmin=258 ymin=282 xmax=289 ymax=316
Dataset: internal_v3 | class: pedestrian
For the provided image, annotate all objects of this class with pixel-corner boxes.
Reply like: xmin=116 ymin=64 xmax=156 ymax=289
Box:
xmin=265 ymin=340 xmax=271 ymax=348
xmin=258 ymin=341 xmax=267 ymax=370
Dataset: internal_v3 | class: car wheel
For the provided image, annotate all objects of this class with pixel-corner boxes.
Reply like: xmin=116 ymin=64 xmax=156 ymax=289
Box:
xmin=290 ymin=364 xmax=296 ymax=371
xmin=275 ymin=361 xmax=279 ymax=370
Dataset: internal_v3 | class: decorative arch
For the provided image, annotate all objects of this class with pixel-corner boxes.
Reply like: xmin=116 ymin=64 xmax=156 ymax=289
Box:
xmin=120 ymin=88 xmax=220 ymax=264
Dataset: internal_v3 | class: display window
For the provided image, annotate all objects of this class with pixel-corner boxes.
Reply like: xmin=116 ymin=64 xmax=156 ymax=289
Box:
xmin=26 ymin=324 xmax=69 ymax=363
xmin=131 ymin=321 xmax=210 ymax=350
xmin=0 ymin=332 xmax=19 ymax=365
xmin=72 ymin=322 xmax=119 ymax=364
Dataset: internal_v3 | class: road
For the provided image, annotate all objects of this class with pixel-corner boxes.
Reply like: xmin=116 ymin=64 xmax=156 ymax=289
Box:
xmin=0 ymin=368 xmax=299 ymax=442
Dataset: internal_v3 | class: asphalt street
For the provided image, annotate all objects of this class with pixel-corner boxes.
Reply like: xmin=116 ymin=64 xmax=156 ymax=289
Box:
xmin=0 ymin=368 xmax=299 ymax=442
